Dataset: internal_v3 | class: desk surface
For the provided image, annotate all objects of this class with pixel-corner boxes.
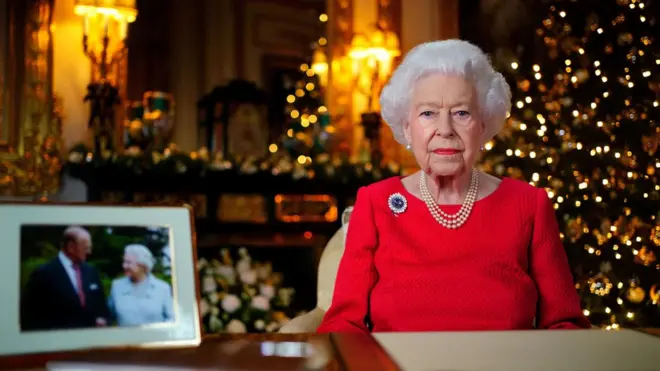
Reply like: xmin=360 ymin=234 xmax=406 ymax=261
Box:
xmin=2 ymin=330 xmax=659 ymax=371
xmin=374 ymin=329 xmax=659 ymax=371
xmin=0 ymin=333 xmax=398 ymax=371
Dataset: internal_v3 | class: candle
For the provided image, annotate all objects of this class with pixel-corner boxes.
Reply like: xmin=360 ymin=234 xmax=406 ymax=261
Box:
xmin=83 ymin=16 xmax=88 ymax=35
xmin=103 ymin=17 xmax=109 ymax=37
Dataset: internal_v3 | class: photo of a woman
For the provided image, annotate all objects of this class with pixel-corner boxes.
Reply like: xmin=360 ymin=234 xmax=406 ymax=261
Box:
xmin=108 ymin=244 xmax=174 ymax=326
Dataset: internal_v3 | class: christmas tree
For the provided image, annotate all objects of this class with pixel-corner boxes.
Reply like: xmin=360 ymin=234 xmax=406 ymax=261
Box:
xmin=481 ymin=0 xmax=660 ymax=328
xmin=279 ymin=61 xmax=332 ymax=161
xmin=279 ymin=14 xmax=333 ymax=163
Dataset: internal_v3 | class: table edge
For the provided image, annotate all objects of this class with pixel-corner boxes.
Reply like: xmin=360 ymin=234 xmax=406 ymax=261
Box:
xmin=330 ymin=332 xmax=401 ymax=371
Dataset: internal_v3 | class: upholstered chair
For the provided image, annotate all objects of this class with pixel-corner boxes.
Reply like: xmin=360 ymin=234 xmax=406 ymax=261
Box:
xmin=279 ymin=207 xmax=352 ymax=333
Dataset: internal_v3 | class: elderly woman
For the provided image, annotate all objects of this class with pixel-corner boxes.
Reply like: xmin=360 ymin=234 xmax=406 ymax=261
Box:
xmin=317 ymin=40 xmax=590 ymax=333
xmin=108 ymin=244 xmax=174 ymax=326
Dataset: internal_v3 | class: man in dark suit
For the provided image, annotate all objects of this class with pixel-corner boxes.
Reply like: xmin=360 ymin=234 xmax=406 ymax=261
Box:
xmin=21 ymin=226 xmax=110 ymax=331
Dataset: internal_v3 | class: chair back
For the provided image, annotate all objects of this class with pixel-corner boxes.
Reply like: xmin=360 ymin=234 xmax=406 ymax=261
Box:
xmin=316 ymin=206 xmax=353 ymax=311
xmin=341 ymin=206 xmax=353 ymax=244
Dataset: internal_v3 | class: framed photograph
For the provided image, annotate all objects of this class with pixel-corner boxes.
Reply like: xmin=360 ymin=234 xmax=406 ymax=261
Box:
xmin=0 ymin=203 xmax=201 ymax=356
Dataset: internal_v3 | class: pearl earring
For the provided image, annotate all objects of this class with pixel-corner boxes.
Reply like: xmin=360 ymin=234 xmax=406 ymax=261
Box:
xmin=406 ymin=143 xmax=412 ymax=150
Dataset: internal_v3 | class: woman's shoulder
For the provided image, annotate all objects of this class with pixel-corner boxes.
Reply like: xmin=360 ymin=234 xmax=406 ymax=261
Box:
xmin=110 ymin=276 xmax=129 ymax=290
xmin=358 ymin=176 xmax=403 ymax=198
xmin=496 ymin=176 xmax=550 ymax=210
xmin=351 ymin=177 xmax=404 ymax=212
xmin=498 ymin=176 xmax=539 ymax=195
xmin=502 ymin=176 xmax=549 ymax=196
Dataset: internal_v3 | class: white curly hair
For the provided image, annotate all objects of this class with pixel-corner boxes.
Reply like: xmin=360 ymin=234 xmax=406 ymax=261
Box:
xmin=124 ymin=244 xmax=155 ymax=272
xmin=379 ymin=39 xmax=512 ymax=146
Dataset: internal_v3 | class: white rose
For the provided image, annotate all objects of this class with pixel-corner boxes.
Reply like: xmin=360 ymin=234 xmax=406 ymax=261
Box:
xmin=215 ymin=264 xmax=236 ymax=285
xmin=197 ymin=258 xmax=209 ymax=271
xmin=260 ymin=284 xmax=275 ymax=299
xmin=221 ymin=294 xmax=241 ymax=313
xmin=199 ymin=298 xmax=210 ymax=317
xmin=254 ymin=319 xmax=265 ymax=330
xmin=239 ymin=269 xmax=258 ymax=285
xmin=202 ymin=275 xmax=217 ymax=293
xmin=226 ymin=319 xmax=247 ymax=333
xmin=251 ymin=295 xmax=270 ymax=311
xmin=236 ymin=258 xmax=251 ymax=274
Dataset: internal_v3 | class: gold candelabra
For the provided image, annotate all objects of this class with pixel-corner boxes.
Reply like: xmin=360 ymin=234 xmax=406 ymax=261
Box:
xmin=75 ymin=0 xmax=137 ymax=83
xmin=82 ymin=27 xmax=126 ymax=82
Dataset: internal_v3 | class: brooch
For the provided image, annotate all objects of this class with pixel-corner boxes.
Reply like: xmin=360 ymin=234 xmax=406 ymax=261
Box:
xmin=388 ymin=193 xmax=408 ymax=215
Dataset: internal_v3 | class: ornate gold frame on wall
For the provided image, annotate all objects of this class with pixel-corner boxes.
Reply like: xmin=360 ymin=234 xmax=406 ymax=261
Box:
xmin=0 ymin=0 xmax=62 ymax=198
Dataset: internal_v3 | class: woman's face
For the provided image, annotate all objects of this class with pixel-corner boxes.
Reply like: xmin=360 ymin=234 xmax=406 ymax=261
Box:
xmin=123 ymin=253 xmax=144 ymax=279
xmin=404 ymin=73 xmax=484 ymax=177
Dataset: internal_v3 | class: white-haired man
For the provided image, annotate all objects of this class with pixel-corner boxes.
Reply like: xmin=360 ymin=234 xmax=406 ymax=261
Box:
xmin=108 ymin=244 xmax=174 ymax=326
xmin=21 ymin=226 xmax=109 ymax=330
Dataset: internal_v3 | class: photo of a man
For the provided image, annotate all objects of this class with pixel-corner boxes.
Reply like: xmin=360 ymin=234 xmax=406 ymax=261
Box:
xmin=20 ymin=226 xmax=109 ymax=331
xmin=19 ymin=224 xmax=173 ymax=332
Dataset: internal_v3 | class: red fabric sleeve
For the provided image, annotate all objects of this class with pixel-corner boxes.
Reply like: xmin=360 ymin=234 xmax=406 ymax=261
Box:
xmin=317 ymin=187 xmax=378 ymax=333
xmin=531 ymin=189 xmax=591 ymax=329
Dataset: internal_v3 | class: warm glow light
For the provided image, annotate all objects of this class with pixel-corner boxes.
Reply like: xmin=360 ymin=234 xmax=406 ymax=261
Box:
xmin=74 ymin=0 xmax=138 ymax=23
xmin=348 ymin=26 xmax=401 ymax=112
xmin=74 ymin=0 xmax=138 ymax=82
xmin=311 ymin=48 xmax=328 ymax=88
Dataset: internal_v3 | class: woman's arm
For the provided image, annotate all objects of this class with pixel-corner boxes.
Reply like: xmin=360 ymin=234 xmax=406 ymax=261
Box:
xmin=530 ymin=189 xmax=591 ymax=329
xmin=316 ymin=187 xmax=378 ymax=333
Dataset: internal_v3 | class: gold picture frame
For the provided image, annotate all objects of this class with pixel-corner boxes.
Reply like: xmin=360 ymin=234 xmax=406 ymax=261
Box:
xmin=0 ymin=0 xmax=62 ymax=198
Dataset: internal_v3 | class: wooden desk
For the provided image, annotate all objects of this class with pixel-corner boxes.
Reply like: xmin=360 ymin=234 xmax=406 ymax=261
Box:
xmin=4 ymin=329 xmax=659 ymax=370
xmin=373 ymin=329 xmax=659 ymax=371
xmin=0 ymin=334 xmax=400 ymax=371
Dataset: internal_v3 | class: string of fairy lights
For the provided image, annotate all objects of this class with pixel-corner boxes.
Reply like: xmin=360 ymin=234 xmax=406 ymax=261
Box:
xmin=271 ymin=12 xmax=332 ymax=167
xmin=482 ymin=0 xmax=659 ymax=328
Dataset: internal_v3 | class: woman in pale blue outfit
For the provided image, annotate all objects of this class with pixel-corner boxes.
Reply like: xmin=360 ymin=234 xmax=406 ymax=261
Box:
xmin=108 ymin=244 xmax=174 ymax=326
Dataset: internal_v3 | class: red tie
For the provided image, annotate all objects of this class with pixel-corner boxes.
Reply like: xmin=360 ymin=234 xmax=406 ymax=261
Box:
xmin=73 ymin=263 xmax=86 ymax=307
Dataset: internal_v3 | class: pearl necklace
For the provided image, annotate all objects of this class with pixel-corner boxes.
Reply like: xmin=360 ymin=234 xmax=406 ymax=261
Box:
xmin=419 ymin=169 xmax=479 ymax=229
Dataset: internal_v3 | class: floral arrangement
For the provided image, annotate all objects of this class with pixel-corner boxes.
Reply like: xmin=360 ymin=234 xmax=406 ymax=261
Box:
xmin=197 ymin=247 xmax=299 ymax=333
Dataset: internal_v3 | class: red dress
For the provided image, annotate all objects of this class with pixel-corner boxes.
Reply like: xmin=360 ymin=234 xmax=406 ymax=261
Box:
xmin=317 ymin=176 xmax=590 ymax=333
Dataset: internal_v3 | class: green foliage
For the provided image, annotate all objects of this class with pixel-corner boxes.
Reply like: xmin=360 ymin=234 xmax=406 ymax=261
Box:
xmin=20 ymin=257 xmax=50 ymax=289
